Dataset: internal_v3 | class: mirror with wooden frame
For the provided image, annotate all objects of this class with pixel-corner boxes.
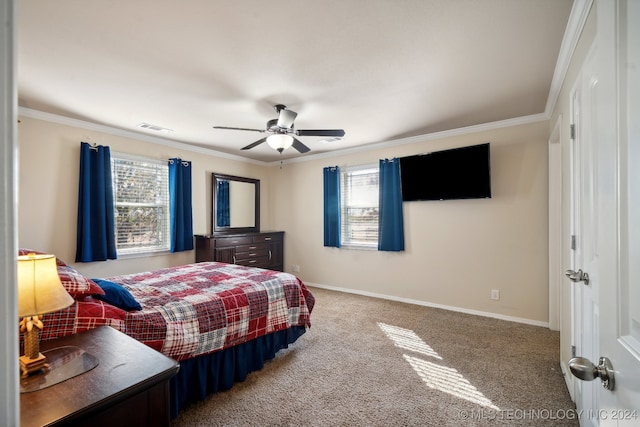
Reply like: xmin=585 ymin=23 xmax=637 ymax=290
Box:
xmin=211 ymin=173 xmax=260 ymax=234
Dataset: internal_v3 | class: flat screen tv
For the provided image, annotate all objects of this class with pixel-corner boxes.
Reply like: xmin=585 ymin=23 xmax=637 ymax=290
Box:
xmin=400 ymin=143 xmax=491 ymax=201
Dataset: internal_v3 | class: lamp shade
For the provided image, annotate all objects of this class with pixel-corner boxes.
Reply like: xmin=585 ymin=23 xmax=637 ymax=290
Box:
xmin=266 ymin=134 xmax=294 ymax=151
xmin=17 ymin=254 xmax=74 ymax=318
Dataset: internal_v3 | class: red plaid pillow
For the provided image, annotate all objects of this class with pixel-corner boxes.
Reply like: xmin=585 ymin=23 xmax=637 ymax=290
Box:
xmin=18 ymin=248 xmax=67 ymax=266
xmin=57 ymin=266 xmax=105 ymax=298
xmin=38 ymin=298 xmax=127 ymax=342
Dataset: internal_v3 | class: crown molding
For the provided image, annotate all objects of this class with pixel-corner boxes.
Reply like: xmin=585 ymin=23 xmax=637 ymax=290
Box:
xmin=20 ymin=105 xmax=548 ymax=168
xmin=275 ymin=112 xmax=549 ymax=166
xmin=18 ymin=107 xmax=266 ymax=166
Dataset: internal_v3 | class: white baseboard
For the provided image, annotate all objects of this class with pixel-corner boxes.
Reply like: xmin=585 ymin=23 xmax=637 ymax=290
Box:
xmin=307 ymin=282 xmax=550 ymax=328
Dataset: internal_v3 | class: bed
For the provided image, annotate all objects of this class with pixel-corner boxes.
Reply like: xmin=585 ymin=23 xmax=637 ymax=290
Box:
xmin=21 ymin=250 xmax=315 ymax=418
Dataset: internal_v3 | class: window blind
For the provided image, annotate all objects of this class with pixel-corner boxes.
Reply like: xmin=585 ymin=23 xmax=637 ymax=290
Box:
xmin=340 ymin=165 xmax=379 ymax=248
xmin=111 ymin=154 xmax=170 ymax=255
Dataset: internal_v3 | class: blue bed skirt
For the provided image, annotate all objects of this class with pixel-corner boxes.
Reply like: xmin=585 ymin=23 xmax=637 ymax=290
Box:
xmin=170 ymin=326 xmax=308 ymax=418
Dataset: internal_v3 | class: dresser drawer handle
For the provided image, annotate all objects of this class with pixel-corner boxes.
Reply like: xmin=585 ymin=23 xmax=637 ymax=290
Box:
xmin=249 ymin=246 xmax=257 ymax=250
xmin=264 ymin=237 xmax=272 ymax=241
xmin=233 ymin=255 xmax=236 ymax=264
xmin=249 ymin=260 xmax=257 ymax=264
xmin=249 ymin=253 xmax=257 ymax=257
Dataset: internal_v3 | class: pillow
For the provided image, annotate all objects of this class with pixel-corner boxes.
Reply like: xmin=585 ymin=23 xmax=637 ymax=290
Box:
xmin=91 ymin=279 xmax=142 ymax=311
xmin=19 ymin=248 xmax=67 ymax=266
xmin=57 ymin=266 xmax=105 ymax=298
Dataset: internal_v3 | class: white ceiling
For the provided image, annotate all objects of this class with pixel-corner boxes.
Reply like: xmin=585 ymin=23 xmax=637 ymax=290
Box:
xmin=18 ymin=0 xmax=575 ymax=163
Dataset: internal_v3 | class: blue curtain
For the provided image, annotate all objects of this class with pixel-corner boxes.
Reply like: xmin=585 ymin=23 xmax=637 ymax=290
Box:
xmin=323 ymin=166 xmax=341 ymax=247
xmin=169 ymin=158 xmax=194 ymax=252
xmin=216 ymin=180 xmax=230 ymax=227
xmin=75 ymin=142 xmax=117 ymax=262
xmin=378 ymin=158 xmax=405 ymax=251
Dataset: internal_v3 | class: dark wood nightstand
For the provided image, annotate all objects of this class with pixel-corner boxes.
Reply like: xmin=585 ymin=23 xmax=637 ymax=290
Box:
xmin=20 ymin=326 xmax=179 ymax=427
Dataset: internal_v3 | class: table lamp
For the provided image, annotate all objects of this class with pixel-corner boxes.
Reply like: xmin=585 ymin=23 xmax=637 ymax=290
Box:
xmin=18 ymin=253 xmax=74 ymax=378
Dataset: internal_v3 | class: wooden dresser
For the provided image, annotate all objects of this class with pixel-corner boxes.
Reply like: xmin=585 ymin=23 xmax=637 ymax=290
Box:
xmin=195 ymin=231 xmax=284 ymax=272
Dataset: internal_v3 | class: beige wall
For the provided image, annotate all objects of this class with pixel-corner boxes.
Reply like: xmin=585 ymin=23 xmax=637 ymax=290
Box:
xmin=270 ymin=121 xmax=551 ymax=324
xmin=17 ymin=115 xmax=271 ymax=278
xmin=19 ymin=113 xmax=551 ymax=325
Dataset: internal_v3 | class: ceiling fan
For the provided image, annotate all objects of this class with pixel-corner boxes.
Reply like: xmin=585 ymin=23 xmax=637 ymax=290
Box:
xmin=213 ymin=104 xmax=345 ymax=153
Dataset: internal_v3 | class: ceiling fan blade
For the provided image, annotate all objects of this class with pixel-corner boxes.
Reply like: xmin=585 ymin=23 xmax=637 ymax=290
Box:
xmin=241 ymin=137 xmax=267 ymax=150
xmin=291 ymin=137 xmax=310 ymax=153
xmin=295 ymin=129 xmax=345 ymax=138
xmin=214 ymin=126 xmax=265 ymax=133
xmin=277 ymin=109 xmax=297 ymax=129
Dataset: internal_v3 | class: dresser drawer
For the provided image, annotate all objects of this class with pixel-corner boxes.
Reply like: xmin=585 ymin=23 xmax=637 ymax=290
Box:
xmin=215 ymin=236 xmax=253 ymax=247
xmin=235 ymin=242 xmax=268 ymax=253
xmin=253 ymin=233 xmax=282 ymax=243
xmin=235 ymin=256 xmax=269 ymax=267
xmin=235 ymin=248 xmax=269 ymax=261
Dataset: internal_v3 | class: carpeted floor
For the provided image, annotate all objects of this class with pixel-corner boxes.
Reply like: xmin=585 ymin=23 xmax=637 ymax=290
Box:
xmin=171 ymin=286 xmax=579 ymax=426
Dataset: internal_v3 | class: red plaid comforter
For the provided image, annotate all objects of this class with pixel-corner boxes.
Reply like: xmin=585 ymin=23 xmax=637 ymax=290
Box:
xmin=40 ymin=262 xmax=314 ymax=361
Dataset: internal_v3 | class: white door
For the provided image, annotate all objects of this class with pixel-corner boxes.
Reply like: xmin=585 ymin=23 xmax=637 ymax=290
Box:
xmin=569 ymin=1 xmax=640 ymax=425
xmin=598 ymin=0 xmax=640 ymax=425
xmin=568 ymin=41 xmax=601 ymax=427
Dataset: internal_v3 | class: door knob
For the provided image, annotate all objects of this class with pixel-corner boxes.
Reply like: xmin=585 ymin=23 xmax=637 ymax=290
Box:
xmin=569 ymin=356 xmax=615 ymax=391
xmin=565 ymin=269 xmax=590 ymax=285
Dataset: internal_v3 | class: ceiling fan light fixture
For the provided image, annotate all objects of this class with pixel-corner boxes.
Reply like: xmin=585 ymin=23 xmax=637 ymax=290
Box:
xmin=215 ymin=104 xmax=343 ymax=154
xmin=266 ymin=134 xmax=294 ymax=152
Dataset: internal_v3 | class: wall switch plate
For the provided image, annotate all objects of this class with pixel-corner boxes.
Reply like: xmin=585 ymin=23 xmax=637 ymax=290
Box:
xmin=491 ymin=289 xmax=500 ymax=300
xmin=292 ymin=265 xmax=300 ymax=273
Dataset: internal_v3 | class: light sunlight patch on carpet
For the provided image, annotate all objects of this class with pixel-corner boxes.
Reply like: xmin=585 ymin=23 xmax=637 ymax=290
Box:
xmin=378 ymin=322 xmax=500 ymax=411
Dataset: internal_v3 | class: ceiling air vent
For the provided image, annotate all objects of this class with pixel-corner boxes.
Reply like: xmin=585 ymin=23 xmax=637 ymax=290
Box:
xmin=319 ymin=137 xmax=342 ymax=144
xmin=137 ymin=123 xmax=173 ymax=133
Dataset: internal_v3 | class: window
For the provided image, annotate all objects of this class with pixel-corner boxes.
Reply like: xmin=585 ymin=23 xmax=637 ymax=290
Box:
xmin=111 ymin=153 xmax=170 ymax=255
xmin=340 ymin=164 xmax=379 ymax=248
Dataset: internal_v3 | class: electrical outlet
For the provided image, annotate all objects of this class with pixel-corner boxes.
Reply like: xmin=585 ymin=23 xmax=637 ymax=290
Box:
xmin=491 ymin=289 xmax=500 ymax=300
xmin=292 ymin=265 xmax=300 ymax=273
